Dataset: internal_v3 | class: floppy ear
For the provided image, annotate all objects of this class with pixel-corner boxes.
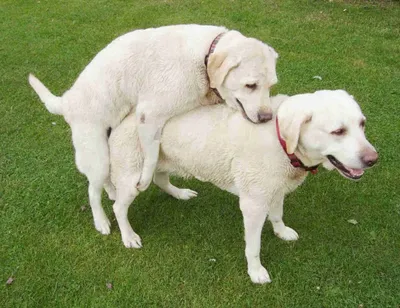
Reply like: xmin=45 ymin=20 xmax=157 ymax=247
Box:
xmin=264 ymin=46 xmax=279 ymax=85
xmin=207 ymin=52 xmax=240 ymax=88
xmin=278 ymin=106 xmax=312 ymax=155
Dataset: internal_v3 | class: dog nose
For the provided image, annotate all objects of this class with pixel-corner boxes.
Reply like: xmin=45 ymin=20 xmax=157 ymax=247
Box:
xmin=362 ymin=149 xmax=378 ymax=167
xmin=257 ymin=112 xmax=273 ymax=123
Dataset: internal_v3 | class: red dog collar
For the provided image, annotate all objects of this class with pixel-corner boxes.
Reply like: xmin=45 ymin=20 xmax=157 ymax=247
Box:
xmin=275 ymin=116 xmax=319 ymax=174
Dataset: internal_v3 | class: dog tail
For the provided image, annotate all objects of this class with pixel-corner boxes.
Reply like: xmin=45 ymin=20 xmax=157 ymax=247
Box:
xmin=28 ymin=74 xmax=63 ymax=115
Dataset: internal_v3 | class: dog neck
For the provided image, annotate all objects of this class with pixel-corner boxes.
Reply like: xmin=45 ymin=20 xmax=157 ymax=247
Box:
xmin=275 ymin=116 xmax=319 ymax=174
xmin=204 ymin=33 xmax=226 ymax=100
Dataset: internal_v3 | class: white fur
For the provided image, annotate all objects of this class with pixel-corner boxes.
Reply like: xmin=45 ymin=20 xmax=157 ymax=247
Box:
xmin=108 ymin=90 xmax=377 ymax=284
xmin=28 ymin=25 xmax=278 ymax=234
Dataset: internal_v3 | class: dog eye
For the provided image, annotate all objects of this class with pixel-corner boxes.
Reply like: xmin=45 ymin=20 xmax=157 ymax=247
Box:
xmin=245 ymin=84 xmax=257 ymax=90
xmin=331 ymin=128 xmax=346 ymax=136
xmin=360 ymin=119 xmax=366 ymax=128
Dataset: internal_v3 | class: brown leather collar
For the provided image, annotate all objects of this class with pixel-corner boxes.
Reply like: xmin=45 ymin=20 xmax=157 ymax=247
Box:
xmin=204 ymin=33 xmax=225 ymax=100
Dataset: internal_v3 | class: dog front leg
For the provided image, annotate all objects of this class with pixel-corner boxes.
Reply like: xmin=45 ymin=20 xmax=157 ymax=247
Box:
xmin=136 ymin=114 xmax=166 ymax=192
xmin=239 ymin=195 xmax=271 ymax=284
xmin=153 ymin=172 xmax=198 ymax=200
xmin=268 ymin=194 xmax=299 ymax=241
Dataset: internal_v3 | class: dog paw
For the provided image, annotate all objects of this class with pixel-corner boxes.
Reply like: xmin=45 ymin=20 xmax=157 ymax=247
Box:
xmin=275 ymin=226 xmax=299 ymax=241
xmin=174 ymin=188 xmax=198 ymax=200
xmin=248 ymin=266 xmax=272 ymax=284
xmin=122 ymin=232 xmax=142 ymax=249
xmin=94 ymin=217 xmax=111 ymax=235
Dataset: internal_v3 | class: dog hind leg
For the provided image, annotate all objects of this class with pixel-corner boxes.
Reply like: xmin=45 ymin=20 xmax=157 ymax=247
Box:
xmin=113 ymin=174 xmax=142 ymax=248
xmin=72 ymin=124 xmax=111 ymax=235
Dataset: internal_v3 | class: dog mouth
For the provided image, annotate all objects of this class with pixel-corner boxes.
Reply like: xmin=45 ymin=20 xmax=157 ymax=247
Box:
xmin=327 ymin=155 xmax=364 ymax=180
xmin=236 ymin=99 xmax=257 ymax=124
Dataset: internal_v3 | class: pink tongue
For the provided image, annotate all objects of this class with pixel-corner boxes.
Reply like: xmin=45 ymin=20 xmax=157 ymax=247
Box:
xmin=348 ymin=168 xmax=364 ymax=176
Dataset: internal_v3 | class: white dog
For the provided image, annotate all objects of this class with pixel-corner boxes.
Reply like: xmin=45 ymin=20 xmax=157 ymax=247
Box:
xmin=28 ymin=24 xmax=278 ymax=235
xmin=108 ymin=90 xmax=378 ymax=284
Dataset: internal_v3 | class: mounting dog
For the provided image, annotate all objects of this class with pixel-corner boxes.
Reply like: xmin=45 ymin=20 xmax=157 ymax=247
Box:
xmin=29 ymin=24 xmax=278 ymax=235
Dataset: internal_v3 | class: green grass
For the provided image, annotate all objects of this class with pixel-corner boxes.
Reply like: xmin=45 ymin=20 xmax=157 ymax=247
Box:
xmin=1 ymin=0 xmax=400 ymax=306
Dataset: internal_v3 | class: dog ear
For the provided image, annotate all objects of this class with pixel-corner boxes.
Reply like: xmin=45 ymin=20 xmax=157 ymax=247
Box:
xmin=207 ymin=52 xmax=240 ymax=89
xmin=278 ymin=106 xmax=312 ymax=155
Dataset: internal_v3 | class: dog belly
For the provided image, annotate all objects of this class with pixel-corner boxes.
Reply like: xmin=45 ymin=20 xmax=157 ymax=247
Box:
xmin=158 ymin=156 xmax=235 ymax=192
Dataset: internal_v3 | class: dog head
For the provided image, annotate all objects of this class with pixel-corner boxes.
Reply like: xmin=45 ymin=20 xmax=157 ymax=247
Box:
xmin=277 ymin=90 xmax=378 ymax=180
xmin=207 ymin=31 xmax=278 ymax=124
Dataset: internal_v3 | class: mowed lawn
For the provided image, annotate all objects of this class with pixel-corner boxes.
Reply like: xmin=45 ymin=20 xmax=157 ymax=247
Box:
xmin=1 ymin=0 xmax=399 ymax=306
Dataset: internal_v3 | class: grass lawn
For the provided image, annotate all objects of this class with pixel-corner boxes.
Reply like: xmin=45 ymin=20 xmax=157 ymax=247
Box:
xmin=1 ymin=0 xmax=400 ymax=306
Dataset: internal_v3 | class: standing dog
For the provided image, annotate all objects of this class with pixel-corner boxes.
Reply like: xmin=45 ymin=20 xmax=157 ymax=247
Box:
xmin=29 ymin=24 xmax=278 ymax=235
xmin=108 ymin=90 xmax=378 ymax=283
